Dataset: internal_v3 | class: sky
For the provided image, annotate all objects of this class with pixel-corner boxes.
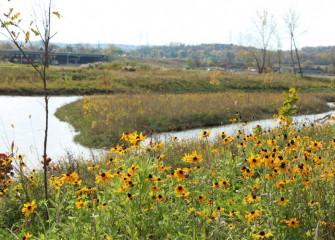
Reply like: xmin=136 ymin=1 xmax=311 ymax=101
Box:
xmin=1 ymin=0 xmax=335 ymax=50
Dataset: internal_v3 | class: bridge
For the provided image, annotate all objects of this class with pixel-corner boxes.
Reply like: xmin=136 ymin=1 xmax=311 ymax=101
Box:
xmin=0 ymin=49 xmax=109 ymax=65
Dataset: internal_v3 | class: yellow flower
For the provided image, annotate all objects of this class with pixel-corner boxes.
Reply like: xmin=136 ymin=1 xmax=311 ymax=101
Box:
xmin=308 ymin=200 xmax=319 ymax=207
xmin=174 ymin=168 xmax=187 ymax=181
xmin=87 ymin=164 xmax=100 ymax=171
xmin=75 ymin=200 xmax=88 ymax=209
xmin=244 ymin=209 xmax=262 ymax=222
xmin=282 ymin=218 xmax=299 ymax=228
xmin=277 ymin=197 xmax=289 ymax=205
xmin=182 ymin=151 xmax=203 ymax=163
xmin=96 ymin=171 xmax=113 ymax=183
xmin=199 ymin=129 xmax=211 ymax=137
xmin=98 ymin=203 xmax=109 ymax=210
xmin=22 ymin=232 xmax=33 ymax=240
xmin=196 ymin=194 xmax=206 ymax=202
xmin=22 ymin=200 xmax=37 ymax=216
xmin=252 ymin=230 xmax=273 ymax=239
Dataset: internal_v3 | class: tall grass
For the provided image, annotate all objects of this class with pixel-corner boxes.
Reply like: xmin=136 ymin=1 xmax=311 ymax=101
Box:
xmin=0 ymin=62 xmax=334 ymax=95
xmin=55 ymin=92 xmax=332 ymax=148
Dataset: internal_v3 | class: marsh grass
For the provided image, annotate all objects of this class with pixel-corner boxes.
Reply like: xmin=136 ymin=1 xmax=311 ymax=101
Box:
xmin=56 ymin=91 xmax=332 ymax=148
xmin=0 ymin=62 xmax=334 ymax=95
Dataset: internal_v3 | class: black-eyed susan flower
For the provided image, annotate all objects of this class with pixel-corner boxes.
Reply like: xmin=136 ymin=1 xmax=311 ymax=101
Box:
xmin=247 ymin=154 xmax=263 ymax=168
xmin=308 ymin=200 xmax=319 ymax=207
xmin=22 ymin=200 xmax=37 ymax=216
xmin=87 ymin=164 xmax=100 ymax=171
xmin=199 ymin=129 xmax=211 ymax=138
xmin=277 ymin=197 xmax=289 ymax=205
xmin=196 ymin=194 xmax=206 ymax=202
xmin=22 ymin=232 xmax=33 ymax=240
xmin=182 ymin=151 xmax=203 ymax=163
xmin=150 ymin=185 xmax=160 ymax=192
xmin=220 ymin=179 xmax=230 ymax=189
xmin=75 ymin=200 xmax=88 ymax=209
xmin=244 ymin=210 xmax=262 ymax=222
xmin=98 ymin=203 xmax=109 ymax=210
xmin=252 ymin=230 xmax=273 ymax=239
xmin=282 ymin=218 xmax=299 ymax=228
xmin=126 ymin=193 xmax=136 ymax=201
xmin=175 ymin=184 xmax=189 ymax=197
xmin=174 ymin=168 xmax=187 ymax=181
xmin=96 ymin=171 xmax=112 ymax=183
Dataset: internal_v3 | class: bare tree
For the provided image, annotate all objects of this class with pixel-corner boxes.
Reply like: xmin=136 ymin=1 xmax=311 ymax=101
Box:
xmin=0 ymin=0 xmax=59 ymax=201
xmin=244 ymin=10 xmax=274 ymax=74
xmin=284 ymin=8 xmax=303 ymax=76
xmin=272 ymin=22 xmax=283 ymax=73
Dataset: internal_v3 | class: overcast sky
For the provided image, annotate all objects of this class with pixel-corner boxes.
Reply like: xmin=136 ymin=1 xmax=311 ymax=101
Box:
xmin=1 ymin=0 xmax=335 ymax=49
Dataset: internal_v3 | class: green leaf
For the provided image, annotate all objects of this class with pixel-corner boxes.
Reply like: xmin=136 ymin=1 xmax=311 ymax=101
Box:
xmin=31 ymin=28 xmax=39 ymax=36
xmin=52 ymin=11 xmax=61 ymax=18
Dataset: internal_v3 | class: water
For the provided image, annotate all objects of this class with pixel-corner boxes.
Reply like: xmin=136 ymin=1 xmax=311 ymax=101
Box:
xmin=145 ymin=105 xmax=335 ymax=144
xmin=0 ymin=96 xmax=98 ymax=169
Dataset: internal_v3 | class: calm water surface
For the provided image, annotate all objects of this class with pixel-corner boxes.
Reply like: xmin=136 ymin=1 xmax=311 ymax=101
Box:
xmin=0 ymin=96 xmax=99 ymax=169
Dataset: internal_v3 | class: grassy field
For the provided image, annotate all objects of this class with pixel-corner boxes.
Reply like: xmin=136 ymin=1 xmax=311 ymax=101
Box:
xmin=0 ymin=60 xmax=334 ymax=95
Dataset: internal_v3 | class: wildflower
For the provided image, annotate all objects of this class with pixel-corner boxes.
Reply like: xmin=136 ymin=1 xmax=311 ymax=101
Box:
xmin=22 ymin=232 xmax=33 ymax=240
xmin=150 ymin=185 xmax=160 ymax=192
xmin=174 ymin=168 xmax=188 ymax=181
xmin=75 ymin=200 xmax=88 ymax=209
xmin=243 ymin=194 xmax=261 ymax=203
xmin=227 ymin=223 xmax=234 ymax=229
xmin=196 ymin=194 xmax=206 ymax=202
xmin=156 ymin=153 xmax=165 ymax=161
xmin=182 ymin=151 xmax=203 ymax=163
xmin=22 ymin=200 xmax=37 ymax=216
xmin=223 ymin=136 xmax=234 ymax=144
xmin=247 ymin=154 xmax=262 ymax=168
xmin=308 ymin=200 xmax=319 ymax=207
xmin=188 ymin=207 xmax=196 ymax=214
xmin=175 ymin=184 xmax=189 ymax=197
xmin=87 ymin=164 xmax=100 ymax=171
xmin=220 ymin=179 xmax=230 ymax=189
xmin=219 ymin=132 xmax=227 ymax=139
xmin=244 ymin=209 xmax=262 ymax=222
xmin=145 ymin=173 xmax=157 ymax=182
xmin=212 ymin=182 xmax=220 ymax=189
xmin=252 ymin=230 xmax=273 ymax=239
xmin=199 ymin=129 xmax=211 ymax=137
xmin=282 ymin=218 xmax=299 ymax=228
xmin=98 ymin=203 xmax=108 ymax=210
xmin=277 ymin=197 xmax=289 ymax=205
xmin=96 ymin=171 xmax=113 ymax=183
xmin=242 ymin=167 xmax=255 ymax=178
xmin=126 ymin=193 xmax=136 ymax=201
xmin=157 ymin=194 xmax=166 ymax=202
xmin=62 ymin=172 xmax=80 ymax=185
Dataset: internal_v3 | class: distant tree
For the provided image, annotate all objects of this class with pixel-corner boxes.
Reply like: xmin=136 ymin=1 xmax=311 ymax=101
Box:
xmin=272 ymin=22 xmax=283 ymax=73
xmin=284 ymin=8 xmax=303 ymax=76
xmin=244 ymin=10 xmax=274 ymax=74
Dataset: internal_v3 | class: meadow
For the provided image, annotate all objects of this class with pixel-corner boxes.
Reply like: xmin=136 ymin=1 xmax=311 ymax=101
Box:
xmin=2 ymin=117 xmax=335 ymax=239
xmin=1 ymin=60 xmax=335 ymax=239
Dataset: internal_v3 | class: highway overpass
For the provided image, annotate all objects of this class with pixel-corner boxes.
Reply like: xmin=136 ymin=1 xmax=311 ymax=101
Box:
xmin=0 ymin=49 xmax=109 ymax=65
